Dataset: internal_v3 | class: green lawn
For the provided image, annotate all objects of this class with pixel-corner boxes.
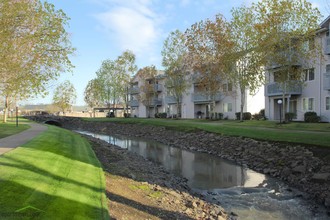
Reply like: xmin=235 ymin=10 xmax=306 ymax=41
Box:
xmin=0 ymin=125 xmax=109 ymax=220
xmin=0 ymin=121 xmax=30 ymax=138
xmin=84 ymin=117 xmax=330 ymax=147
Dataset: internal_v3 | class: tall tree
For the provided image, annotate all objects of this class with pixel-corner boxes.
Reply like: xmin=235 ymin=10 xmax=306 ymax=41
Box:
xmin=52 ymin=80 xmax=77 ymax=113
xmin=162 ymin=30 xmax=191 ymax=118
xmin=96 ymin=59 xmax=119 ymax=111
xmin=229 ymin=5 xmax=265 ymax=121
xmin=185 ymin=14 xmax=233 ymax=119
xmin=253 ymin=0 xmax=322 ymax=118
xmin=116 ymin=50 xmax=137 ymax=115
xmin=84 ymin=78 xmax=103 ymax=117
xmin=137 ymin=65 xmax=158 ymax=118
xmin=96 ymin=51 xmax=136 ymax=116
xmin=0 ymin=0 xmax=75 ymax=122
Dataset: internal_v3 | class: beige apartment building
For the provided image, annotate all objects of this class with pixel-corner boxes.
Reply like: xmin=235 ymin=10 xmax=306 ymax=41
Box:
xmin=264 ymin=16 xmax=330 ymax=122
xmin=128 ymin=70 xmax=264 ymax=119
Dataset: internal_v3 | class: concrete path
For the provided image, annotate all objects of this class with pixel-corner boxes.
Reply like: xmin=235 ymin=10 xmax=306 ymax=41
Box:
xmin=0 ymin=123 xmax=47 ymax=155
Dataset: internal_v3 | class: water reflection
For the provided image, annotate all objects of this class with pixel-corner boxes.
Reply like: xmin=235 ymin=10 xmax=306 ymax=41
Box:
xmin=78 ymin=131 xmax=266 ymax=190
xmin=78 ymin=130 xmax=328 ymax=219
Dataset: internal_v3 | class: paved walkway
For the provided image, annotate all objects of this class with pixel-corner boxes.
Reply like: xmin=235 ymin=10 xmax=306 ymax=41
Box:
xmin=0 ymin=123 xmax=47 ymax=155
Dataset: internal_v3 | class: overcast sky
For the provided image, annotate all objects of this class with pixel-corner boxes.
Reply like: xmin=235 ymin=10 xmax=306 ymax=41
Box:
xmin=28 ymin=0 xmax=329 ymax=106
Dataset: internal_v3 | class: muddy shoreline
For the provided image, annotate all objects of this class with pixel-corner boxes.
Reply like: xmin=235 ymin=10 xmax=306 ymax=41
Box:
xmin=27 ymin=116 xmax=330 ymax=217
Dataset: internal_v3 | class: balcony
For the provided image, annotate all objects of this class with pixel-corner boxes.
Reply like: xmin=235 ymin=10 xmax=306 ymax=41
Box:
xmin=324 ymin=72 xmax=330 ymax=90
xmin=265 ymin=81 xmax=302 ymax=96
xmin=192 ymin=92 xmax=222 ymax=103
xmin=154 ymin=84 xmax=162 ymax=92
xmin=325 ymin=37 xmax=330 ymax=55
xmin=165 ymin=96 xmax=181 ymax=104
xmin=128 ymin=87 xmax=139 ymax=94
xmin=128 ymin=100 xmax=139 ymax=107
xmin=267 ymin=51 xmax=301 ymax=69
xmin=149 ymin=98 xmax=162 ymax=106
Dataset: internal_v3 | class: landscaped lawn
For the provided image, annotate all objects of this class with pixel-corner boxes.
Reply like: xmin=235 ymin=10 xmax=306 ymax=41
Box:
xmin=0 ymin=125 xmax=109 ymax=219
xmin=84 ymin=117 xmax=330 ymax=147
xmin=0 ymin=119 xmax=31 ymax=139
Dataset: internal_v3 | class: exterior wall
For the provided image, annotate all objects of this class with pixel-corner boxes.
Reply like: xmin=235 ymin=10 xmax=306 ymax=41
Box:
xmin=128 ymin=71 xmax=264 ymax=119
xmin=264 ymin=21 xmax=330 ymax=122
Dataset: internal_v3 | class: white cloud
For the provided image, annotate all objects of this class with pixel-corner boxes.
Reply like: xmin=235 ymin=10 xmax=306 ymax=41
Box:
xmin=180 ymin=0 xmax=190 ymax=7
xmin=93 ymin=0 xmax=163 ymax=67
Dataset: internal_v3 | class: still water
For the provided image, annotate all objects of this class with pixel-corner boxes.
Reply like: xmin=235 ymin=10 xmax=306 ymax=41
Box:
xmin=78 ymin=130 xmax=327 ymax=219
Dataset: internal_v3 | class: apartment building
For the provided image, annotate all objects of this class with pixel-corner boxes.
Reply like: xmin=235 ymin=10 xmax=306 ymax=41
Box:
xmin=264 ymin=16 xmax=330 ymax=122
xmin=128 ymin=70 xmax=264 ymax=119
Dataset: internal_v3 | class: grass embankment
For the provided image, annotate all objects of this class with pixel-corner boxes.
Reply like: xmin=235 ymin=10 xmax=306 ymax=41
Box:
xmin=84 ymin=117 xmax=330 ymax=147
xmin=0 ymin=125 xmax=109 ymax=220
xmin=0 ymin=118 xmax=30 ymax=138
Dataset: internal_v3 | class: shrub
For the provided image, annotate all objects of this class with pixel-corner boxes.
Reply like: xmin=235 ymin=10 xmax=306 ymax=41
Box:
xmin=124 ymin=113 xmax=131 ymax=118
xmin=235 ymin=112 xmax=252 ymax=120
xmin=304 ymin=111 xmax=320 ymax=123
xmin=285 ymin=112 xmax=296 ymax=122
xmin=259 ymin=109 xmax=265 ymax=117
xmin=155 ymin=112 xmax=167 ymax=118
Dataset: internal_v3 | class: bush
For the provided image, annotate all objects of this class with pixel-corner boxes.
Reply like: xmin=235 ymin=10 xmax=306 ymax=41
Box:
xmin=235 ymin=112 xmax=252 ymax=120
xmin=155 ymin=112 xmax=167 ymax=118
xmin=124 ymin=113 xmax=131 ymax=118
xmin=285 ymin=112 xmax=296 ymax=122
xmin=106 ymin=112 xmax=115 ymax=118
xmin=253 ymin=109 xmax=266 ymax=120
xmin=304 ymin=111 xmax=320 ymax=123
xmin=211 ymin=112 xmax=223 ymax=120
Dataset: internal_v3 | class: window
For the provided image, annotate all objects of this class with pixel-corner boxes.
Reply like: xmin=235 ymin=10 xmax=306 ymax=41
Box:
xmin=304 ymin=68 xmax=315 ymax=81
xmin=222 ymin=83 xmax=233 ymax=92
xmin=224 ymin=103 xmax=232 ymax=112
xmin=303 ymin=38 xmax=315 ymax=51
xmin=303 ymin=98 xmax=314 ymax=111
xmin=228 ymin=83 xmax=233 ymax=92
xmin=222 ymin=84 xmax=228 ymax=92
xmin=326 ymin=97 xmax=330 ymax=111
xmin=326 ymin=64 xmax=330 ymax=73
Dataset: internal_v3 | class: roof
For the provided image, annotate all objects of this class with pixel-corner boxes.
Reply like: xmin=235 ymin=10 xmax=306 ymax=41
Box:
xmin=320 ymin=15 xmax=330 ymax=29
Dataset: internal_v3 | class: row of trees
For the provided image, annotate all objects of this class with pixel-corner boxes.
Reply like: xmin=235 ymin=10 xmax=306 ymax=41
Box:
xmin=84 ymin=0 xmax=322 ymax=120
xmin=0 ymin=0 xmax=75 ymax=122
xmin=84 ymin=50 xmax=137 ymax=115
xmin=162 ymin=0 xmax=321 ymax=120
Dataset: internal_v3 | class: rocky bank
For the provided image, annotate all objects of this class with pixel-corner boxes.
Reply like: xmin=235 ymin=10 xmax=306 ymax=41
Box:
xmin=28 ymin=116 xmax=330 ymax=216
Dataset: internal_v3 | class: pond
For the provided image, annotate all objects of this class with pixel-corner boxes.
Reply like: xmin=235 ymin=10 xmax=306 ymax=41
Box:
xmin=78 ymin=130 xmax=327 ymax=219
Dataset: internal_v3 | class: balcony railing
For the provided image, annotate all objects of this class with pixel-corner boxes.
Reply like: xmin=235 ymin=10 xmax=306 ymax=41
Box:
xmin=325 ymin=37 xmax=330 ymax=55
xmin=324 ymin=72 xmax=330 ymax=90
xmin=267 ymin=51 xmax=301 ymax=69
xmin=165 ymin=96 xmax=181 ymax=104
xmin=128 ymin=87 xmax=140 ymax=94
xmin=149 ymin=98 xmax=162 ymax=106
xmin=265 ymin=81 xmax=302 ymax=96
xmin=154 ymin=84 xmax=162 ymax=92
xmin=128 ymin=100 xmax=139 ymax=107
xmin=192 ymin=92 xmax=222 ymax=103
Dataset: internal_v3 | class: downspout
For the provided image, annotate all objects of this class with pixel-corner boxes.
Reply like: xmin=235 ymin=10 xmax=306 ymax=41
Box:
xmin=319 ymin=34 xmax=322 ymax=119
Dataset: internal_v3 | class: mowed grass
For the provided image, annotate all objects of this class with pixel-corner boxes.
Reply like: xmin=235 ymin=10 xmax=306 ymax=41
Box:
xmin=0 ymin=121 xmax=30 ymax=138
xmin=84 ymin=117 xmax=330 ymax=147
xmin=0 ymin=125 xmax=109 ymax=220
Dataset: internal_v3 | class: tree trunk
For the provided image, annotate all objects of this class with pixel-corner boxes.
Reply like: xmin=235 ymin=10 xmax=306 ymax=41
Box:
xmin=240 ymin=87 xmax=246 ymax=122
xmin=3 ymin=96 xmax=9 ymax=123
xmin=176 ymin=98 xmax=181 ymax=118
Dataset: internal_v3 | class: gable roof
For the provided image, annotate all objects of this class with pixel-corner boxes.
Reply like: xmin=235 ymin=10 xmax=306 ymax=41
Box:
xmin=320 ymin=15 xmax=330 ymax=29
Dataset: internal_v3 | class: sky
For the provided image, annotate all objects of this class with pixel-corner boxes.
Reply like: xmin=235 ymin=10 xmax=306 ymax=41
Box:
xmin=27 ymin=0 xmax=330 ymax=106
